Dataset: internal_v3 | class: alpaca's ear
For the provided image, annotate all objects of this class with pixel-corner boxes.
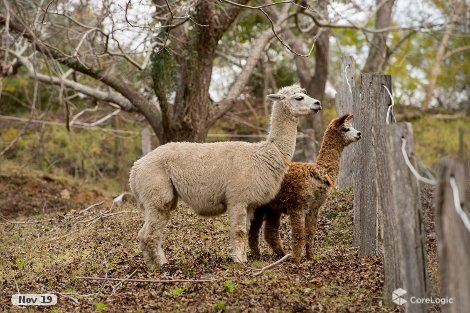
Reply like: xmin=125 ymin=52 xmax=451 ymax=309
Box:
xmin=335 ymin=113 xmax=350 ymax=126
xmin=346 ymin=113 xmax=353 ymax=121
xmin=267 ymin=94 xmax=285 ymax=101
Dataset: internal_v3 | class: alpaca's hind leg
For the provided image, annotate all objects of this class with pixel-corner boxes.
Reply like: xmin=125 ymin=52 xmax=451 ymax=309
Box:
xmin=263 ymin=208 xmax=285 ymax=257
xmin=248 ymin=206 xmax=265 ymax=258
xmin=228 ymin=202 xmax=248 ymax=263
xmin=138 ymin=209 xmax=171 ymax=270
xmin=305 ymin=207 xmax=320 ymax=260
xmin=289 ymin=210 xmax=305 ymax=263
xmin=137 ymin=175 xmax=176 ymax=270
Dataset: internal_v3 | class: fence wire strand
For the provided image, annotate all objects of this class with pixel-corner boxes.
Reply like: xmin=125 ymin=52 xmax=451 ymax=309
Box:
xmin=449 ymin=177 xmax=470 ymax=233
xmin=382 ymin=85 xmax=395 ymax=125
xmin=344 ymin=64 xmax=352 ymax=95
xmin=401 ymin=138 xmax=437 ymax=185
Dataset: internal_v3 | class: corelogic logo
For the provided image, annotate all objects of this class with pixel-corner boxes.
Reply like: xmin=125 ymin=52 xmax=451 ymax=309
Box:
xmin=392 ymin=288 xmax=454 ymax=305
xmin=392 ymin=288 xmax=407 ymax=305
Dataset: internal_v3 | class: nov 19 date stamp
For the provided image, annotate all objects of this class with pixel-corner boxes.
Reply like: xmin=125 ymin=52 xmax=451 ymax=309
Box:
xmin=11 ymin=294 xmax=57 ymax=306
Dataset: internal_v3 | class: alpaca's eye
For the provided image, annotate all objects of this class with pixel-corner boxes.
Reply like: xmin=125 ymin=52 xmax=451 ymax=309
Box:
xmin=341 ymin=127 xmax=349 ymax=132
xmin=295 ymin=96 xmax=304 ymax=101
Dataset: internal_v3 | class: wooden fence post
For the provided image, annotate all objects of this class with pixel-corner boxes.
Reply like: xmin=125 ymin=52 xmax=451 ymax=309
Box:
xmin=141 ymin=126 xmax=152 ymax=156
xmin=380 ymin=123 xmax=429 ymax=311
xmin=353 ymin=73 xmax=391 ymax=253
xmin=336 ymin=56 xmax=356 ymax=188
xmin=347 ymin=70 xmax=429 ymax=309
xmin=435 ymin=158 xmax=470 ymax=313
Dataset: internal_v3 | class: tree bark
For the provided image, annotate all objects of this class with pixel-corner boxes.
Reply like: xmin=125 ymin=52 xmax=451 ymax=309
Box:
xmin=296 ymin=0 xmax=330 ymax=161
xmin=302 ymin=23 xmax=330 ymax=161
xmin=362 ymin=0 xmax=396 ymax=73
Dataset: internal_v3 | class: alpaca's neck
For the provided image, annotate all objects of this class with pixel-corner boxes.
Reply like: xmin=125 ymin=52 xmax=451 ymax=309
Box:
xmin=267 ymin=102 xmax=298 ymax=161
xmin=314 ymin=133 xmax=345 ymax=182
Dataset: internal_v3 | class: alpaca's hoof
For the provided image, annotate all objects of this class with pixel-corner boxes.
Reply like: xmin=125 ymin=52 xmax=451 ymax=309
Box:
xmin=145 ymin=258 xmax=168 ymax=271
xmin=231 ymin=253 xmax=248 ymax=263
xmin=306 ymin=252 xmax=315 ymax=261
xmin=291 ymin=255 xmax=301 ymax=264
xmin=142 ymin=248 xmax=168 ymax=271
xmin=250 ymin=248 xmax=261 ymax=259
xmin=274 ymin=249 xmax=286 ymax=258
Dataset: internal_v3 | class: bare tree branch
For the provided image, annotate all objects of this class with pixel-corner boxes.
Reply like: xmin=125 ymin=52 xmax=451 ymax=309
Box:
xmin=212 ymin=7 xmax=290 ymax=122
xmin=0 ymin=13 xmax=165 ymax=141
xmin=422 ymin=0 xmax=467 ymax=110
xmin=222 ymin=0 xmax=442 ymax=34
xmin=444 ymin=45 xmax=470 ymax=59
xmin=6 ymin=49 xmax=135 ymax=110
xmin=362 ymin=0 xmax=396 ymax=73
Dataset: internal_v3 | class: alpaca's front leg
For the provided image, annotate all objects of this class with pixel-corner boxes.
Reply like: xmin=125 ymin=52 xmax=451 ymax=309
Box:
xmin=305 ymin=207 xmax=320 ymax=260
xmin=289 ymin=210 xmax=305 ymax=263
xmin=228 ymin=202 xmax=248 ymax=263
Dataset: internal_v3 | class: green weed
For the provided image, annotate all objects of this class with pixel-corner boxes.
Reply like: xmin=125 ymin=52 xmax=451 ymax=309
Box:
xmin=169 ymin=287 xmax=185 ymax=297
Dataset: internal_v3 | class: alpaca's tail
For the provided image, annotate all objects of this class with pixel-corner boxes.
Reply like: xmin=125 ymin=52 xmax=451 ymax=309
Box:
xmin=128 ymin=163 xmax=141 ymax=208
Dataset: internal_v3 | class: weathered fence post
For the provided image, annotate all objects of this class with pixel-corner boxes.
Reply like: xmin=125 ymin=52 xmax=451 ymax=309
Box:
xmin=435 ymin=158 xmax=470 ymax=313
xmin=141 ymin=126 xmax=152 ymax=156
xmin=349 ymin=72 xmax=429 ymax=309
xmin=380 ymin=123 xmax=429 ymax=311
xmin=336 ymin=56 xmax=356 ymax=188
xmin=353 ymin=73 xmax=391 ymax=253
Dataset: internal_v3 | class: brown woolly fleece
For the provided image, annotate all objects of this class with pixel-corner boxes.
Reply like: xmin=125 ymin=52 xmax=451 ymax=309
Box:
xmin=248 ymin=113 xmax=361 ymax=263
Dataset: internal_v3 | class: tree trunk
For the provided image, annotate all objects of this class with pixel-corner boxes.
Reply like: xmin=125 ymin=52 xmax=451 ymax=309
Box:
xmin=422 ymin=0 xmax=466 ymax=110
xmin=362 ymin=0 xmax=396 ymax=73
xmin=300 ymin=0 xmax=330 ymax=161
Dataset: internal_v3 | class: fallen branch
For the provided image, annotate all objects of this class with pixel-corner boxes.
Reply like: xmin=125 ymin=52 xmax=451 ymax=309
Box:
xmin=75 ymin=276 xmax=218 ymax=283
xmin=84 ymin=210 xmax=135 ymax=227
xmin=77 ymin=201 xmax=104 ymax=215
xmin=112 ymin=269 xmax=138 ymax=294
xmin=253 ymin=254 xmax=291 ymax=276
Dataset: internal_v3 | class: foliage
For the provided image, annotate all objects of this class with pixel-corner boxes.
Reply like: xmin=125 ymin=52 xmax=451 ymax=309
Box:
xmin=0 ymin=114 xmax=143 ymax=193
xmin=413 ymin=116 xmax=470 ymax=168
xmin=169 ymin=287 xmax=185 ymax=297
xmin=213 ymin=300 xmax=227 ymax=311
xmin=223 ymin=280 xmax=235 ymax=293
xmin=93 ymin=302 xmax=107 ymax=311
xmin=150 ymin=49 xmax=177 ymax=96
xmin=15 ymin=258 xmax=26 ymax=270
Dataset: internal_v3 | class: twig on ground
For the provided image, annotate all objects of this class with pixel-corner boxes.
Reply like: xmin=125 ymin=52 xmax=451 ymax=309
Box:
xmin=253 ymin=254 xmax=291 ymax=276
xmin=84 ymin=210 xmax=135 ymax=227
xmin=13 ymin=277 xmax=20 ymax=294
xmin=57 ymin=292 xmax=79 ymax=304
xmin=111 ymin=269 xmax=138 ymax=294
xmin=77 ymin=201 xmax=104 ymax=214
xmin=75 ymin=277 xmax=218 ymax=283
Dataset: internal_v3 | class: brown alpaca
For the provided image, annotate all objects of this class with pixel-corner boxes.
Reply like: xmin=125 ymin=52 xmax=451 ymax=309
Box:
xmin=248 ymin=113 xmax=361 ymax=263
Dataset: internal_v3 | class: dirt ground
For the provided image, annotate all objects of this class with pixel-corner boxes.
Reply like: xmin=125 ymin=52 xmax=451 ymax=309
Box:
xmin=0 ymin=175 xmax=106 ymax=218
xmin=0 ymin=175 xmax=440 ymax=312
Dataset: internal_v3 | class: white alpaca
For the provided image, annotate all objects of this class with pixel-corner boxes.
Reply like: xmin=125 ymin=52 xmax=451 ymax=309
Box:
xmin=129 ymin=84 xmax=322 ymax=269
